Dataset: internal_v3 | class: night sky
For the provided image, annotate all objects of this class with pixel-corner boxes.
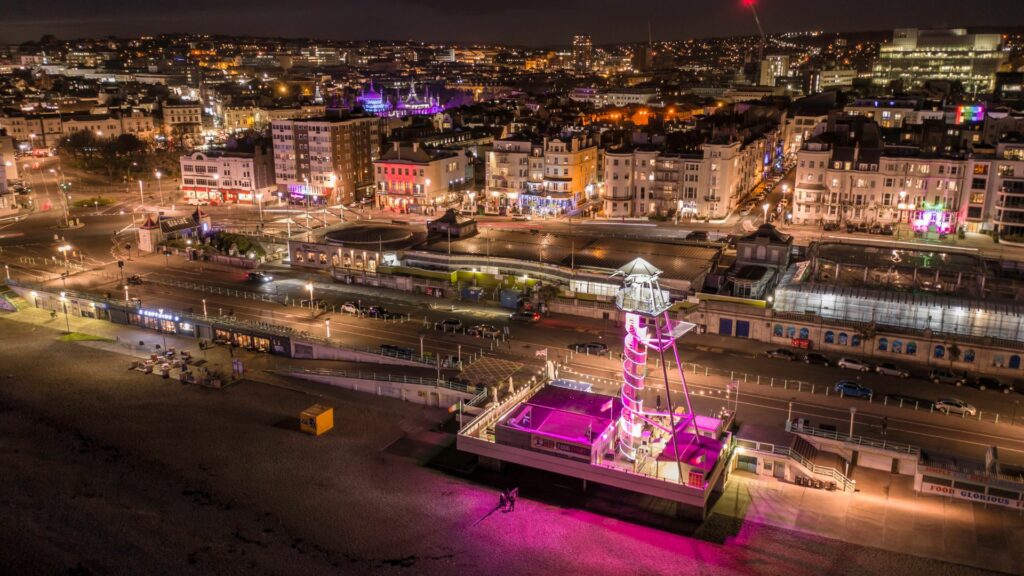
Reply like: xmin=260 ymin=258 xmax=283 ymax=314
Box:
xmin=2 ymin=0 xmax=1023 ymax=46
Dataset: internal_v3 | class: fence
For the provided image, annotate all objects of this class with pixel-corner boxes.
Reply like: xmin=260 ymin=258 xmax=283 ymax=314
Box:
xmin=737 ymin=437 xmax=856 ymax=492
xmin=787 ymin=421 xmax=919 ymax=455
xmin=281 ymin=366 xmax=479 ymax=394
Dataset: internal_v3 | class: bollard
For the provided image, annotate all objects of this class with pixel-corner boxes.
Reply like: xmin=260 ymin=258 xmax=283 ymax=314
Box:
xmin=811 ymin=383 xmax=815 ymax=394
xmin=996 ymin=414 xmax=1000 ymax=424
xmin=705 ymin=367 xmax=709 ymax=376
xmin=977 ymin=411 xmax=982 ymax=421
xmin=744 ymin=373 xmax=748 ymax=383
xmin=757 ymin=375 xmax=760 ymax=385
xmin=840 ymin=390 xmax=844 ymax=399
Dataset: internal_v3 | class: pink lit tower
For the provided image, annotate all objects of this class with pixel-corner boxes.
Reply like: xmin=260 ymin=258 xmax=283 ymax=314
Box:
xmin=613 ymin=258 xmax=700 ymax=478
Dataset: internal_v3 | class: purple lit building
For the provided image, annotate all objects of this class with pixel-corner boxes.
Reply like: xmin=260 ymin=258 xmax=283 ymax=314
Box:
xmin=356 ymin=82 xmax=445 ymax=119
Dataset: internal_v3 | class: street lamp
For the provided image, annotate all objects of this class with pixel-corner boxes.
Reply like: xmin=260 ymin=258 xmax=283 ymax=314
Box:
xmin=59 ymin=291 xmax=71 ymax=334
xmin=305 ymin=282 xmax=315 ymax=317
xmin=256 ymin=193 xmax=264 ymax=222
xmin=762 ymin=202 xmax=770 ymax=224
xmin=849 ymin=406 xmax=857 ymax=438
xmin=155 ymin=170 xmax=163 ymax=206
xmin=325 ymin=318 xmax=331 ymax=339
xmin=124 ymin=284 xmax=130 ymax=303
xmin=57 ymin=243 xmax=72 ymax=274
xmin=138 ymin=179 xmax=144 ymax=206
xmin=202 ymin=298 xmax=208 ymax=319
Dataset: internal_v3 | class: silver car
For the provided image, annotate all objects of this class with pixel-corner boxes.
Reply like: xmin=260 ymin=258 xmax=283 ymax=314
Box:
xmin=837 ymin=357 xmax=872 ymax=372
xmin=935 ymin=398 xmax=977 ymax=416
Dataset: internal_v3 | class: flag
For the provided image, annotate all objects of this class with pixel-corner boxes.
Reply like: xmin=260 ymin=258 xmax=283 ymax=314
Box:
xmin=535 ymin=348 xmax=548 ymax=358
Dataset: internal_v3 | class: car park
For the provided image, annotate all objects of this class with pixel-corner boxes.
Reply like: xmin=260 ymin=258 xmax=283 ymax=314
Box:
xmin=837 ymin=357 xmax=872 ymax=372
xmin=509 ymin=310 xmax=541 ymax=323
xmin=803 ymin=352 xmax=830 ymax=366
xmin=467 ymin=324 xmax=501 ymax=338
xmin=571 ymin=342 xmax=608 ymax=355
xmin=434 ymin=318 xmax=463 ymax=332
xmin=930 ymin=368 xmax=966 ymax=386
xmin=834 ymin=380 xmax=873 ymax=399
xmin=875 ymin=362 xmax=909 ymax=378
xmin=246 ymin=271 xmax=273 ymax=282
xmin=934 ymin=398 xmax=977 ymax=416
xmin=766 ymin=348 xmax=797 ymax=361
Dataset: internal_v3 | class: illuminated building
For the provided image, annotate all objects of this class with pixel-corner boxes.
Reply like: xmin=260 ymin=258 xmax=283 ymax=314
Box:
xmin=873 ymin=28 xmax=1006 ymax=94
xmin=178 ymin=147 xmax=276 ymax=206
xmin=373 ymin=142 xmax=468 ymax=213
xmin=485 ymin=134 xmax=597 ymax=215
xmin=758 ymin=54 xmax=789 ymax=87
xmin=572 ymin=34 xmax=593 ymax=72
xmin=355 ymin=82 xmax=445 ymax=119
xmin=271 ymin=112 xmax=380 ymax=205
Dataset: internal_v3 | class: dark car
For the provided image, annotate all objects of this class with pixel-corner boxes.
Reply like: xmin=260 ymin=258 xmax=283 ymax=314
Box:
xmin=685 ymin=231 xmax=709 ymax=241
xmin=246 ymin=271 xmax=273 ymax=282
xmin=834 ymin=380 xmax=873 ymax=399
xmin=881 ymin=224 xmax=894 ymax=235
xmin=970 ymin=376 xmax=1002 ymax=392
xmin=822 ymin=222 xmax=839 ymax=232
xmin=366 ymin=306 xmax=392 ymax=319
xmin=380 ymin=344 xmax=415 ymax=359
xmin=571 ymin=342 xmax=608 ymax=355
xmin=126 ymin=274 xmax=144 ymax=285
xmin=434 ymin=318 xmax=463 ymax=332
xmin=510 ymin=310 xmax=541 ymax=323
xmin=804 ymin=352 xmax=830 ymax=366
xmin=766 ymin=348 xmax=797 ymax=361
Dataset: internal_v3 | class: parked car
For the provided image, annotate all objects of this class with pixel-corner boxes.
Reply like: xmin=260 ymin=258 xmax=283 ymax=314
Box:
xmin=434 ymin=318 xmax=463 ymax=332
xmin=969 ymin=376 xmax=1002 ymax=392
xmin=880 ymin=224 xmax=894 ymax=235
xmin=571 ymin=342 xmax=608 ymax=355
xmin=822 ymin=222 xmax=839 ymax=232
xmin=126 ymin=274 xmax=144 ymax=285
xmin=930 ymin=368 xmax=966 ymax=386
xmin=685 ymin=231 xmax=709 ymax=241
xmin=766 ymin=348 xmax=798 ymax=361
xmin=467 ymin=324 xmax=501 ymax=338
xmin=366 ymin=306 xmax=395 ymax=319
xmin=837 ymin=357 xmax=872 ymax=372
xmin=934 ymin=398 xmax=977 ymax=416
xmin=340 ymin=302 xmax=360 ymax=315
xmin=246 ymin=271 xmax=273 ymax=282
xmin=511 ymin=214 xmax=532 ymax=221
xmin=380 ymin=344 xmax=415 ymax=359
xmin=875 ymin=362 xmax=909 ymax=378
xmin=834 ymin=380 xmax=873 ymax=399
xmin=509 ymin=310 xmax=541 ymax=323
xmin=804 ymin=352 xmax=831 ymax=366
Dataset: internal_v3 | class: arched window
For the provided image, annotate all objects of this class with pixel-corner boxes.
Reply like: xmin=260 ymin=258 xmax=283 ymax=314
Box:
xmin=838 ymin=333 xmax=849 ymax=345
xmin=963 ymin=349 xmax=975 ymax=363
xmin=851 ymin=334 xmax=862 ymax=347
xmin=906 ymin=342 xmax=917 ymax=355
xmin=1011 ymin=355 xmax=1021 ymax=369
xmin=786 ymin=326 xmax=797 ymax=338
xmin=878 ymin=338 xmax=889 ymax=351
xmin=774 ymin=324 xmax=784 ymax=337
xmin=892 ymin=340 xmax=903 ymax=354
xmin=824 ymin=331 xmax=835 ymax=344
xmin=934 ymin=345 xmax=945 ymax=359
xmin=799 ymin=327 xmax=809 ymax=339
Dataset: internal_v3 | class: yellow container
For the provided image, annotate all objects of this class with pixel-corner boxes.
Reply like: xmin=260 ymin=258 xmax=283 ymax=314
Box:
xmin=300 ymin=404 xmax=334 ymax=436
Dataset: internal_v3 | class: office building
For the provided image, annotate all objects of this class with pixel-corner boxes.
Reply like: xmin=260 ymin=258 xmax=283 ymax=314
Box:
xmin=874 ymin=28 xmax=1006 ymax=94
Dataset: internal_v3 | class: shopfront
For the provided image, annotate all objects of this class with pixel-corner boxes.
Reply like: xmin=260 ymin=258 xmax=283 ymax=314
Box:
xmin=129 ymin=308 xmax=196 ymax=336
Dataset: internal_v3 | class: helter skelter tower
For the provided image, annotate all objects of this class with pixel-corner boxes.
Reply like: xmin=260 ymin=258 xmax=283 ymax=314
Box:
xmin=614 ymin=258 xmax=700 ymax=477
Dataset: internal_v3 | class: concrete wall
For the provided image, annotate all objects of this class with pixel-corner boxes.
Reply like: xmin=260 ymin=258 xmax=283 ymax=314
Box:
xmin=290 ymin=339 xmax=431 ymax=367
xmin=282 ymin=370 xmax=473 ymax=408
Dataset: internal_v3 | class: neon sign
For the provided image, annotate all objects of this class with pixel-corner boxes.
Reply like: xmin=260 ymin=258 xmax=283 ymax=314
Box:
xmin=141 ymin=309 xmax=179 ymax=322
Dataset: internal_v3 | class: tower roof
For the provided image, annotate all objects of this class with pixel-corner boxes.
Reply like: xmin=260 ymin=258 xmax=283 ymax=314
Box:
xmin=614 ymin=257 xmax=662 ymax=279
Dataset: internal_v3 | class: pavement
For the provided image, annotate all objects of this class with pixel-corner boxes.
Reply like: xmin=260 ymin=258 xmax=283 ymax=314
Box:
xmin=0 ymin=308 xmax=1002 ymax=576
xmin=715 ymin=468 xmax=1024 ymax=574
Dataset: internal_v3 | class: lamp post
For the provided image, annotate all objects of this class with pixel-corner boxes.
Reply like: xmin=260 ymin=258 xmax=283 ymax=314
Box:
xmin=155 ymin=170 xmax=163 ymax=206
xmin=138 ymin=179 xmax=144 ymax=206
xmin=59 ymin=291 xmax=71 ymax=334
xmin=849 ymin=406 xmax=857 ymax=438
xmin=202 ymin=298 xmax=208 ymax=319
xmin=762 ymin=202 xmax=770 ymax=224
xmin=123 ymin=284 xmax=130 ymax=303
xmin=898 ymin=190 xmax=907 ymax=239
xmin=256 ymin=193 xmax=264 ymax=222
xmin=325 ymin=318 xmax=331 ymax=339
xmin=306 ymin=282 xmax=315 ymax=317
xmin=57 ymin=243 xmax=72 ymax=275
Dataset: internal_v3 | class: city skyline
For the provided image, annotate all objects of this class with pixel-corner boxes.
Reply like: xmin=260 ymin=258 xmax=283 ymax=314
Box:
xmin=3 ymin=0 xmax=1024 ymax=46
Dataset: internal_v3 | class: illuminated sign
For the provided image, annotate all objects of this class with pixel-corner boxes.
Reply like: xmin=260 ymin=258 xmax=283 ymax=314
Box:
xmin=922 ymin=482 xmax=1024 ymax=510
xmin=954 ymin=105 xmax=985 ymax=125
xmin=141 ymin=309 xmax=179 ymax=322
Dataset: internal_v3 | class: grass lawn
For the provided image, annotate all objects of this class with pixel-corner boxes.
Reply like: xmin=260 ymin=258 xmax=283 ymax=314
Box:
xmin=58 ymin=332 xmax=115 ymax=343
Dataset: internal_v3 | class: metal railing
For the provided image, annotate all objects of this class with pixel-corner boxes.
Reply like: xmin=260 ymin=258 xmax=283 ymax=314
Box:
xmin=788 ymin=421 xmax=919 ymax=455
xmin=282 ymin=366 xmax=478 ymax=394
xmin=739 ymin=439 xmax=856 ymax=492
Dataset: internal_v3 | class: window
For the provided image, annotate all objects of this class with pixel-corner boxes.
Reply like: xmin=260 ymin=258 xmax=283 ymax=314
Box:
xmin=773 ymin=324 xmax=784 ymax=337
xmin=799 ymin=327 xmax=809 ymax=339
xmin=878 ymin=338 xmax=888 ymax=351
xmin=838 ymin=333 xmax=848 ymax=345
xmin=786 ymin=326 xmax=796 ymax=338
xmin=1011 ymin=355 xmax=1021 ymax=369
xmin=963 ymin=349 xmax=975 ymax=363
xmin=824 ymin=331 xmax=835 ymax=344
xmin=906 ymin=342 xmax=917 ymax=355
xmin=934 ymin=345 xmax=945 ymax=359
xmin=994 ymin=355 xmax=1005 ymax=368
xmin=851 ymin=334 xmax=861 ymax=347
xmin=892 ymin=340 xmax=903 ymax=354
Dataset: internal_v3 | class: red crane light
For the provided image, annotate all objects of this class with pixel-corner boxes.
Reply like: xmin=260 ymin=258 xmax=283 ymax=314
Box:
xmin=742 ymin=0 xmax=757 ymax=6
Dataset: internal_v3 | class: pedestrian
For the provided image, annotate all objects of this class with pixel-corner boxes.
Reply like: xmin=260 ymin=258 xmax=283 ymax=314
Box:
xmin=881 ymin=416 xmax=888 ymax=437
xmin=508 ymin=487 xmax=518 ymax=512
xmin=498 ymin=490 xmax=507 ymax=511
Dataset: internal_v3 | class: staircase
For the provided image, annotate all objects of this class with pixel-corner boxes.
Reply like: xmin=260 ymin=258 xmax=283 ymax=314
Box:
xmin=787 ymin=434 xmax=856 ymax=491
xmin=0 ymin=286 xmax=29 ymax=312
